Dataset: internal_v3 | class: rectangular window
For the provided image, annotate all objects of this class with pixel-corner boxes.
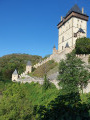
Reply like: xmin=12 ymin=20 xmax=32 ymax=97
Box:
xmin=74 ymin=33 xmax=77 ymax=37
xmin=62 ymin=36 xmax=64 ymax=42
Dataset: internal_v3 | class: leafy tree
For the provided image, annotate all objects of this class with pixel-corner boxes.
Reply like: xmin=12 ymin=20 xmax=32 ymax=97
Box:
xmin=35 ymin=92 xmax=90 ymax=120
xmin=43 ymin=74 xmax=51 ymax=90
xmin=75 ymin=37 xmax=90 ymax=54
xmin=0 ymin=83 xmax=35 ymax=120
xmin=58 ymin=52 xmax=90 ymax=94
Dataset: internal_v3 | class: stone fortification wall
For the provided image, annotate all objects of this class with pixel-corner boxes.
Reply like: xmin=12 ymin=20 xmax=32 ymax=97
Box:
xmin=83 ymin=81 xmax=90 ymax=93
xmin=33 ymin=47 xmax=73 ymax=69
xmin=76 ymin=54 xmax=90 ymax=64
xmin=33 ymin=57 xmax=52 ymax=68
xmin=52 ymin=47 xmax=73 ymax=63
xmin=16 ymin=75 xmax=60 ymax=89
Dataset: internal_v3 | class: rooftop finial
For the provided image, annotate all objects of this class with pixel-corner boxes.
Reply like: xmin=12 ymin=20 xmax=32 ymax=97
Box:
xmin=61 ymin=16 xmax=62 ymax=21
xmin=53 ymin=45 xmax=56 ymax=48
xmin=82 ymin=7 xmax=84 ymax=14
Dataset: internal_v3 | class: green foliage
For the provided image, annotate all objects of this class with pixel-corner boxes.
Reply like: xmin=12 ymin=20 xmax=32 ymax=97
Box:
xmin=30 ymin=60 xmax=58 ymax=78
xmin=23 ymin=82 xmax=58 ymax=106
xmin=58 ymin=52 xmax=90 ymax=94
xmin=0 ymin=83 xmax=34 ymax=120
xmin=43 ymin=75 xmax=51 ymax=90
xmin=0 ymin=83 xmax=59 ymax=119
xmin=75 ymin=37 xmax=90 ymax=54
xmin=35 ymin=92 xmax=90 ymax=120
xmin=0 ymin=54 xmax=42 ymax=81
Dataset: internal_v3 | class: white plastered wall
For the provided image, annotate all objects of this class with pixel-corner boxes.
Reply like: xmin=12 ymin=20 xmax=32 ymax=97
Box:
xmin=72 ymin=17 xmax=87 ymax=46
xmin=12 ymin=74 xmax=18 ymax=81
xmin=58 ymin=17 xmax=87 ymax=53
xmin=26 ymin=65 xmax=32 ymax=73
xmin=58 ymin=18 xmax=73 ymax=52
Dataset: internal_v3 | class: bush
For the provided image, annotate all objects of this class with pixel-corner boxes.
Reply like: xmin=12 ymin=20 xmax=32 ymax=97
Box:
xmin=75 ymin=37 xmax=90 ymax=54
xmin=43 ymin=75 xmax=51 ymax=90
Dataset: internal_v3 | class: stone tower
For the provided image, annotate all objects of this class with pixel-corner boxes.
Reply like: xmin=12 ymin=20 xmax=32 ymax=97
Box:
xmin=57 ymin=4 xmax=89 ymax=53
xmin=12 ymin=69 xmax=18 ymax=81
xmin=26 ymin=61 xmax=32 ymax=73
xmin=53 ymin=45 xmax=58 ymax=54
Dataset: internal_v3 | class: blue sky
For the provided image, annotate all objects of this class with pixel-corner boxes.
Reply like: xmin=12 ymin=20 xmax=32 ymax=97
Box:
xmin=0 ymin=0 xmax=90 ymax=57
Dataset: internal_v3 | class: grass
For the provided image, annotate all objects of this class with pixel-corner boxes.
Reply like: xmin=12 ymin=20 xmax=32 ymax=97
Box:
xmin=47 ymin=64 xmax=59 ymax=76
xmin=29 ymin=60 xmax=58 ymax=78
xmin=21 ymin=77 xmax=25 ymax=79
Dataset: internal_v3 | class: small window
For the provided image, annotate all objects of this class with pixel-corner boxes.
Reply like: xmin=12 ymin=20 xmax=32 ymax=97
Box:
xmin=62 ymin=46 xmax=64 ymax=50
xmin=62 ymin=36 xmax=64 ymax=42
xmin=74 ymin=33 xmax=77 ymax=37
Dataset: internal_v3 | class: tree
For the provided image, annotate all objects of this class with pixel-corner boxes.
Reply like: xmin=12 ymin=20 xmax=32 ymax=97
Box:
xmin=43 ymin=74 xmax=51 ymax=90
xmin=0 ymin=83 xmax=35 ymax=120
xmin=75 ymin=37 xmax=90 ymax=54
xmin=58 ymin=52 xmax=90 ymax=94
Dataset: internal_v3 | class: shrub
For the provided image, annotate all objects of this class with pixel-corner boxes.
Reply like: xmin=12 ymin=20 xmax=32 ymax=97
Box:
xmin=75 ymin=37 xmax=90 ymax=54
xmin=43 ymin=75 xmax=51 ymax=90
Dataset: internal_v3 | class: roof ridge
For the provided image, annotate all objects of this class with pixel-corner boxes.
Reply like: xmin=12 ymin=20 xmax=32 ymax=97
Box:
xmin=65 ymin=4 xmax=82 ymax=17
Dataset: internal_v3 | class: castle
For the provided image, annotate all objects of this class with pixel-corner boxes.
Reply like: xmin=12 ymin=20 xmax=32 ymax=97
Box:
xmin=12 ymin=5 xmax=90 ymax=93
xmin=57 ymin=4 xmax=88 ymax=53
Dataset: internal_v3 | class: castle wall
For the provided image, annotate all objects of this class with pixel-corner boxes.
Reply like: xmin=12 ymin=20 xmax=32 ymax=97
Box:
xmin=58 ymin=18 xmax=73 ymax=52
xmin=72 ymin=17 xmax=87 ymax=45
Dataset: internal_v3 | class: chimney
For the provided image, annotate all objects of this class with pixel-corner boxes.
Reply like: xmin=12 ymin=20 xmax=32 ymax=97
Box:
xmin=61 ymin=16 xmax=62 ymax=21
xmin=82 ymin=7 xmax=84 ymax=14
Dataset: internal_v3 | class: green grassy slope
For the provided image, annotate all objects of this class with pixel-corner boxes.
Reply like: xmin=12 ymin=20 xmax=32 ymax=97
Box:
xmin=30 ymin=60 xmax=58 ymax=78
xmin=47 ymin=64 xmax=59 ymax=76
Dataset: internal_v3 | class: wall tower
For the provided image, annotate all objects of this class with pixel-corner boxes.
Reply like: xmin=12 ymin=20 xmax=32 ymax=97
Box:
xmin=12 ymin=69 xmax=18 ymax=81
xmin=26 ymin=61 xmax=32 ymax=73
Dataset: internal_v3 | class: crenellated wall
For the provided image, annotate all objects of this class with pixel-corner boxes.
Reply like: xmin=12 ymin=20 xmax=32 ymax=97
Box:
xmin=76 ymin=54 xmax=90 ymax=64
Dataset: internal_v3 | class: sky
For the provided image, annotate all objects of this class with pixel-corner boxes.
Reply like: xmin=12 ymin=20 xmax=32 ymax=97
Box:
xmin=0 ymin=0 xmax=90 ymax=57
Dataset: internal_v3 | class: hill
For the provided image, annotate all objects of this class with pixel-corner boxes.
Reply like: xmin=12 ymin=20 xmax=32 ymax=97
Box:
xmin=0 ymin=53 xmax=42 ymax=81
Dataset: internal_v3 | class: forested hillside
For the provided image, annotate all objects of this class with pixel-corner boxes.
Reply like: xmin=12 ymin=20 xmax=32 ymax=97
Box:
xmin=0 ymin=54 xmax=42 ymax=81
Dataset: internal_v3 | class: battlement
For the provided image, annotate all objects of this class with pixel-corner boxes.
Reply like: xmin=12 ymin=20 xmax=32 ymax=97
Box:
xmin=76 ymin=54 xmax=90 ymax=64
